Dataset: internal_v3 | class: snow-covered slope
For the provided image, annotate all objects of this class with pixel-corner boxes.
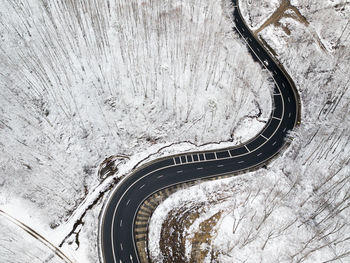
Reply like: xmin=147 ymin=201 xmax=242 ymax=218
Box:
xmin=148 ymin=0 xmax=350 ymax=262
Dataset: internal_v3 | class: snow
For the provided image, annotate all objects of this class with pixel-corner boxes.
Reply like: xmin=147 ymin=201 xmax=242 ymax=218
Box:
xmin=239 ymin=0 xmax=281 ymax=30
xmin=148 ymin=0 xmax=350 ymax=262
xmin=0 ymin=0 xmax=272 ymax=261
xmin=0 ymin=215 xmax=66 ymax=263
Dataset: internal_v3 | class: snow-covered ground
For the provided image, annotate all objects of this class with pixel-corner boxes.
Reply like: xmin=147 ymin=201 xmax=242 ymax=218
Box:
xmin=148 ymin=0 xmax=350 ymax=262
xmin=0 ymin=0 xmax=273 ymax=261
xmin=0 ymin=213 xmax=66 ymax=263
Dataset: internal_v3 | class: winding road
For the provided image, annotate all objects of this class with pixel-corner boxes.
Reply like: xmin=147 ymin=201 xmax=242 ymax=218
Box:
xmin=99 ymin=0 xmax=300 ymax=262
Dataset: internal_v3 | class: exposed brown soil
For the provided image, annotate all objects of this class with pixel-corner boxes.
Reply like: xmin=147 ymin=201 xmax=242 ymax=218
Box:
xmin=159 ymin=205 xmax=202 ymax=263
xmin=189 ymin=212 xmax=222 ymax=263
xmin=254 ymin=0 xmax=309 ymax=36
xmin=159 ymin=204 xmax=222 ymax=263
xmin=254 ymin=0 xmax=328 ymax=52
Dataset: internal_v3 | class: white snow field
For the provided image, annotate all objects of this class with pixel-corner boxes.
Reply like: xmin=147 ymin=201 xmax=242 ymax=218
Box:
xmin=0 ymin=214 xmax=67 ymax=263
xmin=148 ymin=0 xmax=350 ymax=262
xmin=0 ymin=0 xmax=272 ymax=261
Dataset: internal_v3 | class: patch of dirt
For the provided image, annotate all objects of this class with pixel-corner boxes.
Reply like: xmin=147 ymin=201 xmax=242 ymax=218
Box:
xmin=159 ymin=204 xmax=202 ymax=262
xmin=189 ymin=212 xmax=222 ymax=263
xmin=254 ymin=0 xmax=328 ymax=52
xmin=254 ymin=0 xmax=309 ymax=36
xmin=159 ymin=204 xmax=223 ymax=263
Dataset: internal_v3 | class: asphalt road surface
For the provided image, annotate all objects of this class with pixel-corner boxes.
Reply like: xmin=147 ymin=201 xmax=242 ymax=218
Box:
xmin=99 ymin=0 xmax=299 ymax=262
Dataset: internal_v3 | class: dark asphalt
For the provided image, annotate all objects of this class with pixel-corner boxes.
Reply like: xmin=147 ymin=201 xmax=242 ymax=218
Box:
xmin=99 ymin=0 xmax=299 ymax=262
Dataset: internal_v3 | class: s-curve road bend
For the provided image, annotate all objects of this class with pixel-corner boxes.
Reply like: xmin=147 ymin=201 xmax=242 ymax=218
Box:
xmin=99 ymin=0 xmax=300 ymax=262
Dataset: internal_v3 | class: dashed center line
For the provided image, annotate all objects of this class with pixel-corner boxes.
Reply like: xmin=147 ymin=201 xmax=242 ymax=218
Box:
xmin=157 ymin=175 xmax=164 ymax=179
xmin=196 ymin=167 xmax=204 ymax=170
xmin=257 ymin=153 xmax=263 ymax=157
xmin=120 ymin=220 xmax=123 ymax=227
xmin=177 ymin=170 xmax=183 ymax=173
xmin=217 ymin=164 xmax=224 ymax=167
xmin=139 ymin=184 xmax=145 ymax=189
xmin=272 ymin=141 xmax=277 ymax=146
xmin=126 ymin=200 xmax=130 ymax=206
xmin=120 ymin=243 xmax=123 ymax=251
xmin=238 ymin=160 xmax=245 ymax=164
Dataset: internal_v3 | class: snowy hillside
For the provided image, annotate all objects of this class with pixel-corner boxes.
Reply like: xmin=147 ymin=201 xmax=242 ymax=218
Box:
xmin=0 ymin=0 xmax=273 ymax=261
xmin=148 ymin=0 xmax=350 ymax=262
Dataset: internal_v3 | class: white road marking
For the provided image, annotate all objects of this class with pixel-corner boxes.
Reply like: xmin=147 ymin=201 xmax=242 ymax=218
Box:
xmin=139 ymin=184 xmax=145 ymax=189
xmin=257 ymin=153 xmax=263 ymax=156
xmin=214 ymin=152 xmax=218 ymax=159
xmin=283 ymin=128 xmax=287 ymax=132
xmin=157 ymin=175 xmax=164 ymax=179
xmin=288 ymin=113 xmax=291 ymax=118
xmin=126 ymin=200 xmax=130 ymax=206
xmin=261 ymin=134 xmax=268 ymax=140
xmin=282 ymin=83 xmax=285 ymax=87
xmin=272 ymin=141 xmax=277 ymax=146
xmin=272 ymin=116 xmax=281 ymax=120
xmin=196 ymin=167 xmax=204 ymax=170
xmin=288 ymin=97 xmax=290 ymax=102
xmin=120 ymin=220 xmax=123 ymax=227
xmin=217 ymin=164 xmax=224 ymax=167
xmin=177 ymin=170 xmax=183 ymax=173
xmin=228 ymin=150 xmax=232 ymax=157
xmin=257 ymin=47 xmax=260 ymax=52
xmin=244 ymin=145 xmax=251 ymax=152
xmin=274 ymin=70 xmax=278 ymax=74
xmin=238 ymin=160 xmax=245 ymax=164
xmin=120 ymin=243 xmax=123 ymax=251
xmin=130 ymin=255 xmax=133 ymax=262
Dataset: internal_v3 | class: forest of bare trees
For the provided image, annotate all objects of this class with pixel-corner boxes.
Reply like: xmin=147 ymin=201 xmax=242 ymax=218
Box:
xmin=149 ymin=0 xmax=350 ymax=262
